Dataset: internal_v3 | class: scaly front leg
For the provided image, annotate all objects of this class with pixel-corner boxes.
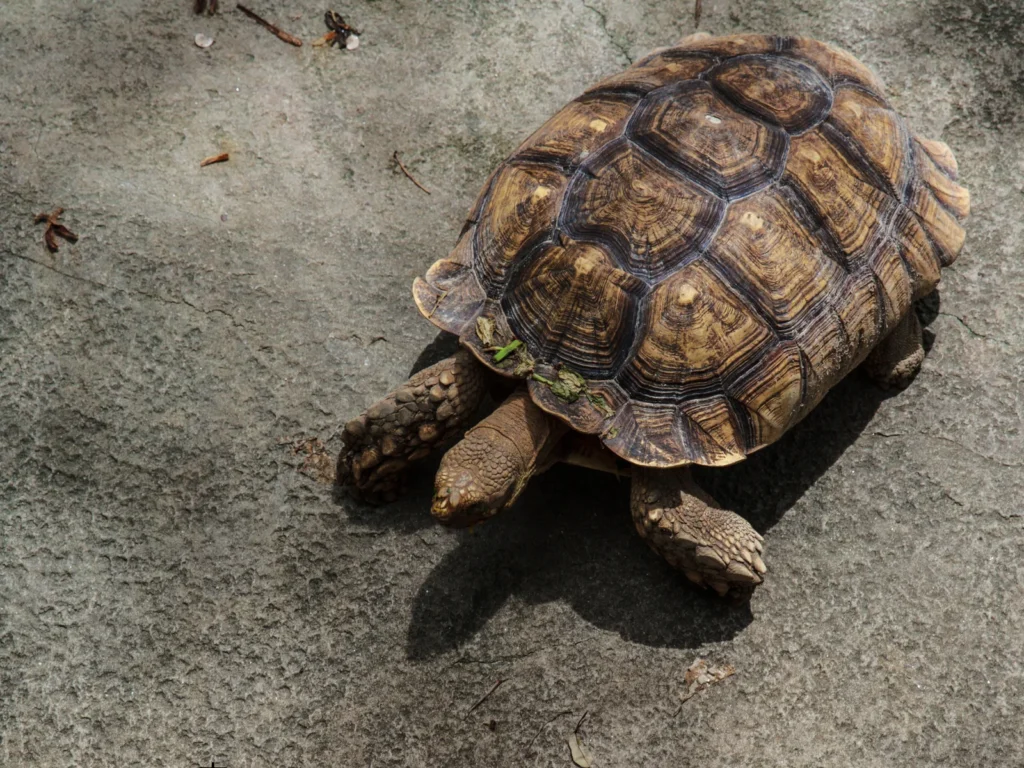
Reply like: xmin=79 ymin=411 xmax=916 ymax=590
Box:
xmin=337 ymin=350 xmax=487 ymax=502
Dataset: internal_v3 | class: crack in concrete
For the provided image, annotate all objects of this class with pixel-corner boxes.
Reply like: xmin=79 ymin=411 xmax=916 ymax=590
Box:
xmin=937 ymin=311 xmax=1012 ymax=347
xmin=929 ymin=433 xmax=1022 ymax=469
xmin=580 ymin=1 xmax=633 ymax=65
xmin=5 ymin=250 xmax=251 ymax=329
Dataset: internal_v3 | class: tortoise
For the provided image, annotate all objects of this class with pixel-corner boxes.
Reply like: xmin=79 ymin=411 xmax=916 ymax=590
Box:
xmin=337 ymin=32 xmax=969 ymax=597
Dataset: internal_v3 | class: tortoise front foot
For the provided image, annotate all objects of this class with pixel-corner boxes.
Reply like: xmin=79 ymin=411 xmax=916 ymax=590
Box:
xmin=863 ymin=309 xmax=925 ymax=390
xmin=337 ymin=350 xmax=486 ymax=503
xmin=631 ymin=466 xmax=766 ymax=599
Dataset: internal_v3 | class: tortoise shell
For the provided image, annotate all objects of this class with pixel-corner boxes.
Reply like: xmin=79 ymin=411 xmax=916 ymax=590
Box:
xmin=412 ymin=33 xmax=970 ymax=468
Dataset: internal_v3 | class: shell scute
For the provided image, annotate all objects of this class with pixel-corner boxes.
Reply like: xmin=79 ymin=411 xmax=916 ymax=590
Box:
xmin=784 ymin=130 xmax=896 ymax=271
xmin=473 ymin=163 xmax=569 ymax=294
xmin=562 ymin=139 xmax=725 ymax=281
xmin=710 ymin=54 xmax=832 ymax=133
xmin=631 ymin=81 xmax=789 ymax=200
xmin=707 ymin=188 xmax=846 ymax=335
xmin=725 ymin=341 xmax=803 ymax=448
xmin=827 ymin=86 xmax=911 ymax=196
xmin=503 ymin=240 xmax=644 ymax=378
xmin=782 ymin=37 xmax=887 ymax=97
xmin=618 ymin=260 xmax=775 ymax=401
xmin=514 ymin=94 xmax=638 ymax=168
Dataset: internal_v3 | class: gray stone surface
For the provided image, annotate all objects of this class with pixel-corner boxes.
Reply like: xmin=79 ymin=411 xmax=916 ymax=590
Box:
xmin=1 ymin=0 xmax=1022 ymax=765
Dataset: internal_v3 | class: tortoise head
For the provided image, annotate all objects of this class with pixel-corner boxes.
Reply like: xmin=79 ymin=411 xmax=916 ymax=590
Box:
xmin=430 ymin=447 xmax=524 ymax=527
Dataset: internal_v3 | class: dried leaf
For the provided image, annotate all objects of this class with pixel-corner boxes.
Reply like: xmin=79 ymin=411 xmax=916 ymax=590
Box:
xmin=287 ymin=436 xmax=335 ymax=484
xmin=511 ymin=347 xmax=536 ymax=377
xmin=679 ymin=658 xmax=736 ymax=704
xmin=475 ymin=317 xmax=495 ymax=347
xmin=567 ymin=733 xmax=592 ymax=768
xmin=493 ymin=339 xmax=522 ymax=362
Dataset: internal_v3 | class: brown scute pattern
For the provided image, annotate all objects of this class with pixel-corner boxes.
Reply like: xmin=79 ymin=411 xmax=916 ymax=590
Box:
xmin=586 ymin=52 xmax=715 ymax=95
xmin=827 ymin=86 xmax=911 ymax=196
xmin=473 ymin=163 xmax=568 ymax=295
xmin=914 ymin=136 xmax=959 ymax=179
xmin=782 ymin=37 xmax=887 ymax=97
xmin=513 ymin=94 xmax=637 ymax=169
xmin=504 ymin=240 xmax=645 ymax=377
xmin=415 ymin=34 xmax=968 ymax=467
xmin=835 ymin=270 xmax=885 ymax=359
xmin=677 ymin=396 xmax=747 ymax=463
xmin=871 ymin=240 xmax=914 ymax=328
xmin=905 ymin=178 xmax=967 ymax=268
xmin=562 ymin=140 xmax=725 ymax=281
xmin=619 ymin=260 xmax=775 ymax=401
xmin=914 ymin=144 xmax=971 ymax=221
xmin=631 ymin=81 xmax=789 ymax=200
xmin=784 ymin=130 xmax=896 ymax=270
xmin=893 ymin=208 xmax=943 ymax=298
xmin=528 ymin=375 xmax=629 ymax=436
xmin=725 ymin=342 xmax=803 ymax=447
xmin=707 ymin=188 xmax=846 ymax=335
xmin=710 ymin=54 xmax=832 ymax=133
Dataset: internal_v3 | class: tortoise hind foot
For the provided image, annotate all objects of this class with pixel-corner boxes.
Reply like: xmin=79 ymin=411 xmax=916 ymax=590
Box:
xmin=337 ymin=350 xmax=487 ymax=503
xmin=631 ymin=466 xmax=766 ymax=600
xmin=863 ymin=310 xmax=925 ymax=390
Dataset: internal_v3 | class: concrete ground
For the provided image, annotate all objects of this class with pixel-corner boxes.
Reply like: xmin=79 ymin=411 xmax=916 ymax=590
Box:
xmin=2 ymin=0 xmax=1022 ymax=766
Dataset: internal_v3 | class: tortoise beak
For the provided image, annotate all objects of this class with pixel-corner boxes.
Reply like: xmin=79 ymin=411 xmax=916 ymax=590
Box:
xmin=431 ymin=471 xmax=498 ymax=527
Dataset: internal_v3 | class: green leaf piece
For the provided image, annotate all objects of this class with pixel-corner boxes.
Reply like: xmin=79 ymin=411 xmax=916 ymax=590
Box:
xmin=586 ymin=392 xmax=614 ymax=417
xmin=493 ymin=339 xmax=522 ymax=362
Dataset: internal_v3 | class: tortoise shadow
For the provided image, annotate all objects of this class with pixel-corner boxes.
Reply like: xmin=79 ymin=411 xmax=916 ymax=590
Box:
xmin=339 ymin=296 xmax=942 ymax=659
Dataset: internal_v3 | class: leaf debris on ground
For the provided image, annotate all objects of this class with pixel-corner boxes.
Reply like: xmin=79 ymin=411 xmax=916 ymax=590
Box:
xmin=279 ymin=435 xmax=336 ymax=484
xmin=34 ymin=208 xmax=78 ymax=253
xmin=675 ymin=658 xmax=736 ymax=711
xmin=312 ymin=10 xmax=360 ymax=50
xmin=567 ymin=733 xmax=592 ymax=767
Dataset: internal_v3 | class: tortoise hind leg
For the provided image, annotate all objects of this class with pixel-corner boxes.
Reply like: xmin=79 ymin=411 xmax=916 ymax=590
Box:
xmin=863 ymin=310 xmax=925 ymax=390
xmin=431 ymin=387 xmax=567 ymax=527
xmin=631 ymin=466 xmax=766 ymax=599
xmin=337 ymin=350 xmax=487 ymax=502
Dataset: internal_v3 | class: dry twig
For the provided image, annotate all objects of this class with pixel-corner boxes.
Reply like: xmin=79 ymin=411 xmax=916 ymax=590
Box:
xmin=236 ymin=4 xmax=303 ymax=46
xmin=200 ymin=152 xmax=230 ymax=167
xmin=34 ymin=208 xmax=78 ymax=253
xmin=467 ymin=679 xmax=504 ymax=716
xmin=694 ymin=0 xmax=702 ymax=27
xmin=393 ymin=151 xmax=431 ymax=195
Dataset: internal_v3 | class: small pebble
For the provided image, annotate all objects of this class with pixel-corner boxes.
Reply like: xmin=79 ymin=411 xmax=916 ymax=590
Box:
xmin=345 ymin=34 xmax=360 ymax=51
xmin=194 ymin=33 xmax=214 ymax=49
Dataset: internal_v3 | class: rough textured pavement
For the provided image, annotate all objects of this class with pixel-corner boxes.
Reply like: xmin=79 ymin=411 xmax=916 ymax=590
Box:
xmin=2 ymin=1 xmax=1022 ymax=766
